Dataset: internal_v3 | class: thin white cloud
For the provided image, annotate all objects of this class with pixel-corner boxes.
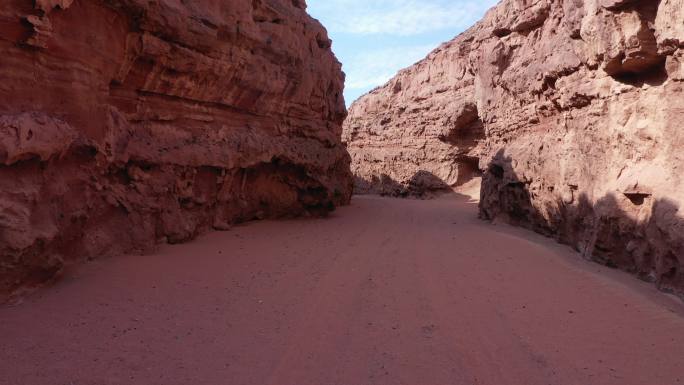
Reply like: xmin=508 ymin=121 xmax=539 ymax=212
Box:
xmin=344 ymin=44 xmax=436 ymax=90
xmin=310 ymin=0 xmax=497 ymax=36
xmin=307 ymin=0 xmax=499 ymax=104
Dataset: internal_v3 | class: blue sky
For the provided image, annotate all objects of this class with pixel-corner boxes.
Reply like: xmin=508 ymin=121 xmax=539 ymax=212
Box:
xmin=307 ymin=0 xmax=499 ymax=105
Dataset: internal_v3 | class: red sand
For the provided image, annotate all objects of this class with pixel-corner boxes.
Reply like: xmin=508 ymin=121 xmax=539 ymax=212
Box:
xmin=1 ymin=196 xmax=683 ymax=385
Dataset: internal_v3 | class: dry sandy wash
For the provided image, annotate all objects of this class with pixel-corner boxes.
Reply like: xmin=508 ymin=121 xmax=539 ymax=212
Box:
xmin=1 ymin=196 xmax=683 ymax=385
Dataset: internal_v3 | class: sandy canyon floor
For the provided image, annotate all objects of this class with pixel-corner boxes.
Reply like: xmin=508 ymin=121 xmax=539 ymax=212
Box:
xmin=1 ymin=195 xmax=683 ymax=385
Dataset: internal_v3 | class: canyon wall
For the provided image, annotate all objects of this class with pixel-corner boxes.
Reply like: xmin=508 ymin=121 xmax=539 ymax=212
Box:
xmin=0 ymin=0 xmax=351 ymax=299
xmin=343 ymin=0 xmax=684 ymax=296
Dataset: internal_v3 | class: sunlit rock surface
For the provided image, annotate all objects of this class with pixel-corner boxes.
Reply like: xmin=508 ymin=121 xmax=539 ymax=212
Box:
xmin=343 ymin=0 xmax=684 ymax=296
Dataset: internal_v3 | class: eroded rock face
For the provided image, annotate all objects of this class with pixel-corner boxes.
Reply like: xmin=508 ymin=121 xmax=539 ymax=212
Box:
xmin=0 ymin=0 xmax=351 ymax=299
xmin=343 ymin=49 xmax=485 ymax=197
xmin=343 ymin=0 xmax=684 ymax=296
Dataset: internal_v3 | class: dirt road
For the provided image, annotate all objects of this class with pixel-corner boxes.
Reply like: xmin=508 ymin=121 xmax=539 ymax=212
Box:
xmin=1 ymin=196 xmax=683 ymax=385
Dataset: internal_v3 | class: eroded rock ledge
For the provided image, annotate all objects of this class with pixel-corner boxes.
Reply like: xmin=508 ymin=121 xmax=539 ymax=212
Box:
xmin=343 ymin=0 xmax=684 ymax=296
xmin=0 ymin=0 xmax=352 ymax=299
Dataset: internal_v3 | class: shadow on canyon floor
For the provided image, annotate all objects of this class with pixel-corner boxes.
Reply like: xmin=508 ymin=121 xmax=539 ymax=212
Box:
xmin=0 ymin=153 xmax=350 ymax=303
xmin=354 ymin=170 xmax=475 ymax=202
xmin=480 ymin=150 xmax=684 ymax=298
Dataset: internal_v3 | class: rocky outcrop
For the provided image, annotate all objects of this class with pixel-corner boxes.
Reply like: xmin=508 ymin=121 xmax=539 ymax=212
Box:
xmin=343 ymin=0 xmax=684 ymax=296
xmin=0 ymin=0 xmax=351 ymax=299
xmin=343 ymin=48 xmax=484 ymax=196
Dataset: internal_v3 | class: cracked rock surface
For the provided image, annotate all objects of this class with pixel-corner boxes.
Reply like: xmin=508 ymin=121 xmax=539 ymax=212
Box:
xmin=343 ymin=0 xmax=684 ymax=296
xmin=0 ymin=0 xmax=351 ymax=299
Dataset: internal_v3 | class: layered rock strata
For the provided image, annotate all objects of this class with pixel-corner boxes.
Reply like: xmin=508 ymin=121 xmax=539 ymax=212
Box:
xmin=343 ymin=0 xmax=684 ymax=296
xmin=0 ymin=0 xmax=351 ymax=299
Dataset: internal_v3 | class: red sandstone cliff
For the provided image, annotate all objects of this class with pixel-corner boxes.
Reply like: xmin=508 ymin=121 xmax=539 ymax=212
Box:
xmin=343 ymin=0 xmax=684 ymax=296
xmin=0 ymin=0 xmax=352 ymax=299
